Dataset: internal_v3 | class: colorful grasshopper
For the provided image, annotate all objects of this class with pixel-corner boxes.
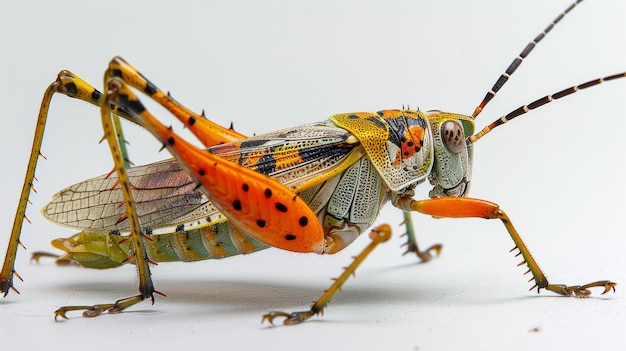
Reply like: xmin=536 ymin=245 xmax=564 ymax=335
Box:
xmin=0 ymin=0 xmax=622 ymax=325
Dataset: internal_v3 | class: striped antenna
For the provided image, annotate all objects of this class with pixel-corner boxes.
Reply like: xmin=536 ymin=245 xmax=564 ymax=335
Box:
xmin=471 ymin=0 xmax=583 ymax=119
xmin=469 ymin=73 xmax=626 ymax=143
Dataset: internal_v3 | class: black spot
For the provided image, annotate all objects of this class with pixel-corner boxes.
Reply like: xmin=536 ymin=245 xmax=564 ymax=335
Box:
xmin=111 ymin=69 xmax=123 ymax=78
xmin=240 ymin=139 xmax=266 ymax=148
xmin=365 ymin=116 xmax=387 ymax=130
xmin=176 ymin=224 xmax=185 ymax=232
xmin=233 ymin=199 xmax=242 ymax=210
xmin=199 ymin=169 xmax=205 ymax=176
xmin=264 ymin=189 xmax=272 ymax=198
xmin=242 ymin=183 xmax=249 ymax=192
xmin=168 ymin=136 xmax=175 ymax=146
xmin=299 ymin=216 xmax=308 ymax=227
xmin=91 ymin=89 xmax=102 ymax=100
xmin=63 ymin=82 xmax=79 ymax=97
xmin=109 ymin=230 xmax=121 ymax=235
xmin=407 ymin=141 xmax=413 ymax=147
xmin=144 ymin=228 xmax=153 ymax=235
xmin=117 ymin=93 xmax=146 ymax=114
xmin=275 ymin=202 xmax=288 ymax=212
xmin=285 ymin=234 xmax=296 ymax=241
xmin=141 ymin=74 xmax=158 ymax=95
xmin=189 ymin=116 xmax=196 ymax=126
xmin=257 ymin=219 xmax=266 ymax=227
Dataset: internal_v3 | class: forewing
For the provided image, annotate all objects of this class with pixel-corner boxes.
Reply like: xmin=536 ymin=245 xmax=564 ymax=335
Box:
xmin=42 ymin=159 xmax=225 ymax=234
xmin=210 ymin=121 xmax=360 ymax=191
xmin=43 ymin=121 xmax=360 ymax=234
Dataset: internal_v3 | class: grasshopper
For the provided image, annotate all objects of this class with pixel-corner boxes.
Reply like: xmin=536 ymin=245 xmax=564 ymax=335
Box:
xmin=0 ymin=0 xmax=622 ymax=325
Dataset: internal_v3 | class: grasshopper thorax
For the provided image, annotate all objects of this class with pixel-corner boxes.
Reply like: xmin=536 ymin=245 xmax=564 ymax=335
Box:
xmin=330 ymin=109 xmax=474 ymax=198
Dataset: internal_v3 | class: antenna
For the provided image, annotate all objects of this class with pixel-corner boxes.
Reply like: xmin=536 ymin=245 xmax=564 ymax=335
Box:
xmin=469 ymin=73 xmax=626 ymax=143
xmin=472 ymin=0 xmax=583 ymax=119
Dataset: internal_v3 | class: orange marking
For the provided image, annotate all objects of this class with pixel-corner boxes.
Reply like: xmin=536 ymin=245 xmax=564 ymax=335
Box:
xmin=136 ymin=108 xmax=325 ymax=254
xmin=413 ymin=197 xmax=499 ymax=219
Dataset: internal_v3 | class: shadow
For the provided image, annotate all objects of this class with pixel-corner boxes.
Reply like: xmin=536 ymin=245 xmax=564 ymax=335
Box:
xmin=48 ymin=274 xmax=439 ymax=322
xmin=0 ymin=299 xmax=18 ymax=306
xmin=57 ymin=276 xmax=423 ymax=303
xmin=41 ymin=257 xmax=617 ymax=322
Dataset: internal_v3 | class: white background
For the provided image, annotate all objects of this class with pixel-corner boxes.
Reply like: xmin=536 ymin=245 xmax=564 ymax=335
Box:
xmin=1 ymin=0 xmax=625 ymax=350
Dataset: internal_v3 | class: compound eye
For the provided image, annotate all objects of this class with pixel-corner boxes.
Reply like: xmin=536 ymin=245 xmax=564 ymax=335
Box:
xmin=441 ymin=120 xmax=465 ymax=153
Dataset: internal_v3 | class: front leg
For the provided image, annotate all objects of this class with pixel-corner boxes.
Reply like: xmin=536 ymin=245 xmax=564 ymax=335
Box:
xmin=397 ymin=196 xmax=616 ymax=297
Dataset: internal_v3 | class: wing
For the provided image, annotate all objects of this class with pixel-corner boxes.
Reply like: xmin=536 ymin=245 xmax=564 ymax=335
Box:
xmin=209 ymin=121 xmax=362 ymax=191
xmin=42 ymin=158 xmax=225 ymax=234
xmin=42 ymin=121 xmax=362 ymax=234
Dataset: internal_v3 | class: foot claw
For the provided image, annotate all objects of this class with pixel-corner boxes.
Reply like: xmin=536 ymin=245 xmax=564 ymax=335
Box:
xmin=52 ymin=294 xmax=151 ymax=320
xmin=543 ymin=280 xmax=617 ymax=298
xmin=31 ymin=251 xmax=77 ymax=266
xmin=403 ymin=243 xmax=443 ymax=262
xmin=54 ymin=309 xmax=69 ymax=321
xmin=598 ymin=281 xmax=618 ymax=295
xmin=261 ymin=310 xmax=315 ymax=326
xmin=1 ymin=274 xmax=16 ymax=297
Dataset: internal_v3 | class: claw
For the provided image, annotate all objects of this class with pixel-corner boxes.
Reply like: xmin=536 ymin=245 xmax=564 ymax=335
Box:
xmin=54 ymin=309 xmax=69 ymax=321
xmin=542 ymin=281 xmax=617 ymax=298
xmin=52 ymin=294 xmax=151 ymax=320
xmin=600 ymin=282 xmax=618 ymax=294
xmin=402 ymin=243 xmax=443 ymax=262
xmin=54 ymin=304 xmax=111 ymax=320
xmin=261 ymin=310 xmax=316 ymax=326
xmin=31 ymin=251 xmax=77 ymax=266
xmin=1 ymin=272 xmax=20 ymax=297
xmin=261 ymin=311 xmax=283 ymax=325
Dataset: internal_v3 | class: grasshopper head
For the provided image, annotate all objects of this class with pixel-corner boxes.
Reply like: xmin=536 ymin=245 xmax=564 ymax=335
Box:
xmin=424 ymin=111 xmax=474 ymax=198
